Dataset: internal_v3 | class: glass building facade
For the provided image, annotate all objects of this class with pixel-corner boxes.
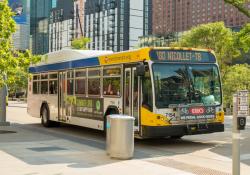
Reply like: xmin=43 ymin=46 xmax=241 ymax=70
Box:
xmin=30 ymin=0 xmax=52 ymax=55
xmin=49 ymin=0 xmax=84 ymax=52
xmin=30 ymin=0 xmax=84 ymax=54
xmin=84 ymin=0 xmax=151 ymax=52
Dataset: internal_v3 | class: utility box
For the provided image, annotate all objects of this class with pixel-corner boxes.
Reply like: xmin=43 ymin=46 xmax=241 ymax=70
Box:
xmin=108 ymin=115 xmax=134 ymax=159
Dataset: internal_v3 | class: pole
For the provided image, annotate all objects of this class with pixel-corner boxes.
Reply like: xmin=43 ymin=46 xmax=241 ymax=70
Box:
xmin=232 ymin=94 xmax=240 ymax=175
xmin=0 ymin=73 xmax=10 ymax=126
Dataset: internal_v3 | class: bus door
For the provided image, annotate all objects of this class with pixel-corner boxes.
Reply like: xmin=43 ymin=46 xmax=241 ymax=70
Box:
xmin=58 ymin=72 xmax=66 ymax=121
xmin=124 ymin=67 xmax=140 ymax=131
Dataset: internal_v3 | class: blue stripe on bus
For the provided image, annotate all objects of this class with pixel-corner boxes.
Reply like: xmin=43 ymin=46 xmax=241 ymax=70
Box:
xmin=29 ymin=57 xmax=100 ymax=73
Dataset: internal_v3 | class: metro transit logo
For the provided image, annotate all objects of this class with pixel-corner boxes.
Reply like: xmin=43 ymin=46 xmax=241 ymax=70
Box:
xmin=189 ymin=107 xmax=205 ymax=115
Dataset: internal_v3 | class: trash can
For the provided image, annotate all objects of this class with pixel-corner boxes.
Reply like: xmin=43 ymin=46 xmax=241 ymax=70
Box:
xmin=108 ymin=115 xmax=134 ymax=159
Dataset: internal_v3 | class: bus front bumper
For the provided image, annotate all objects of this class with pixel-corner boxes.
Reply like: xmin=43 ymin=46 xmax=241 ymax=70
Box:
xmin=141 ymin=123 xmax=224 ymax=138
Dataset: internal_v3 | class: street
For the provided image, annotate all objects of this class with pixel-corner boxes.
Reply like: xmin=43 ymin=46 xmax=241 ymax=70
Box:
xmin=1 ymin=101 xmax=250 ymax=175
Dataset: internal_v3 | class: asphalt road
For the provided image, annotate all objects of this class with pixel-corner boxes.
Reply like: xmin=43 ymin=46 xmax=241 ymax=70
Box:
xmin=2 ymin=101 xmax=250 ymax=175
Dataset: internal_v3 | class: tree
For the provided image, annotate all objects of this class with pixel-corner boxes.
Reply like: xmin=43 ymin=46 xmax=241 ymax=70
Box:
xmin=7 ymin=52 xmax=41 ymax=96
xmin=223 ymin=64 xmax=250 ymax=107
xmin=235 ymin=23 xmax=250 ymax=53
xmin=170 ymin=22 xmax=239 ymax=76
xmin=224 ymin=0 xmax=250 ymax=18
xmin=71 ymin=37 xmax=90 ymax=50
xmin=0 ymin=0 xmax=41 ymax=89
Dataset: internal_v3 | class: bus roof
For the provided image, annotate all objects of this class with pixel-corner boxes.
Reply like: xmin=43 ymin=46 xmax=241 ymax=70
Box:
xmin=36 ymin=49 xmax=113 ymax=65
xmin=29 ymin=47 xmax=216 ymax=73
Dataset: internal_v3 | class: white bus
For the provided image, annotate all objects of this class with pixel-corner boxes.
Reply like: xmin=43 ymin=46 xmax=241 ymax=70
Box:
xmin=28 ymin=47 xmax=224 ymax=139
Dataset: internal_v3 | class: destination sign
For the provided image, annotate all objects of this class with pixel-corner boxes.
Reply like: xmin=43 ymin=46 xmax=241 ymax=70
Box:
xmin=149 ymin=50 xmax=216 ymax=63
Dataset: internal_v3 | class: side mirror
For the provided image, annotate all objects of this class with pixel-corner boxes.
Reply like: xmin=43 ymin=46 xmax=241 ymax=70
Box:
xmin=136 ymin=62 xmax=145 ymax=76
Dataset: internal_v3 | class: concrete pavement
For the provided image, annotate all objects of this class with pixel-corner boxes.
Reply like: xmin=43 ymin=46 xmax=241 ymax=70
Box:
xmin=1 ymin=101 xmax=250 ymax=175
xmin=0 ymin=125 xmax=194 ymax=175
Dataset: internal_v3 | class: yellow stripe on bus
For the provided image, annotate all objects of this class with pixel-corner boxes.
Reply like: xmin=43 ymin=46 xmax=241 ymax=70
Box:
xmin=140 ymin=107 xmax=170 ymax=126
xmin=98 ymin=48 xmax=150 ymax=65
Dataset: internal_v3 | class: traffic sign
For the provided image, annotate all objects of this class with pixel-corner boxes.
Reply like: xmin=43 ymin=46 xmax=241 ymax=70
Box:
xmin=237 ymin=90 xmax=249 ymax=117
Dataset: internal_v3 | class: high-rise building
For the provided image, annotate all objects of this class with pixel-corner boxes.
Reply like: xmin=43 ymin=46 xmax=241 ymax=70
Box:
xmin=30 ymin=0 xmax=52 ymax=54
xmin=30 ymin=0 xmax=84 ymax=55
xmin=49 ymin=0 xmax=84 ymax=52
xmin=10 ymin=0 xmax=30 ymax=51
xmin=84 ymin=0 xmax=151 ymax=52
xmin=152 ymin=0 xmax=250 ymax=35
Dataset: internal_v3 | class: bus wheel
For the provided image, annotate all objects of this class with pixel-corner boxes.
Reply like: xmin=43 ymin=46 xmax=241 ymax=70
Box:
xmin=170 ymin=135 xmax=183 ymax=139
xmin=41 ymin=106 xmax=52 ymax=127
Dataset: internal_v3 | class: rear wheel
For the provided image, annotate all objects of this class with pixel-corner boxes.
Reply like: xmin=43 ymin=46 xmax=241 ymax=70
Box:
xmin=41 ymin=106 xmax=53 ymax=127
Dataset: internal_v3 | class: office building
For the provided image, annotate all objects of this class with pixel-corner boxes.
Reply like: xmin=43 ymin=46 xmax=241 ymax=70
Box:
xmin=84 ymin=0 xmax=151 ymax=52
xmin=10 ymin=0 xmax=30 ymax=51
xmin=152 ymin=0 xmax=250 ymax=35
xmin=30 ymin=0 xmax=84 ymax=54
xmin=30 ymin=0 xmax=52 ymax=54
xmin=49 ymin=0 xmax=84 ymax=52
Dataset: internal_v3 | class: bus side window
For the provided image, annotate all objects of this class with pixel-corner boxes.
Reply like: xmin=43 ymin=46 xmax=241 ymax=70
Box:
xmin=103 ymin=66 xmax=121 ymax=96
xmin=67 ymin=71 xmax=74 ymax=95
xmin=49 ymin=80 xmax=58 ymax=94
xmin=49 ymin=73 xmax=58 ymax=95
xmin=75 ymin=69 xmax=86 ymax=95
xmin=88 ymin=68 xmax=101 ymax=96
xmin=33 ymin=74 xmax=40 ymax=94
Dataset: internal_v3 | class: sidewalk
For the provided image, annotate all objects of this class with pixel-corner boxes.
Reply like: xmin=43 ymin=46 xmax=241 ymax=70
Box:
xmin=1 ymin=102 xmax=250 ymax=175
xmin=2 ymin=123 xmax=249 ymax=175
xmin=0 ymin=125 xmax=194 ymax=175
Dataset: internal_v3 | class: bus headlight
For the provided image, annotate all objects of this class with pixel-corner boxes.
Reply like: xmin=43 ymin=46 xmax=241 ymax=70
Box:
xmin=216 ymin=111 xmax=224 ymax=122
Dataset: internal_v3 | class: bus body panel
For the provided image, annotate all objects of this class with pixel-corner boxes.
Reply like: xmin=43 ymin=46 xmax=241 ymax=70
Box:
xmin=103 ymin=97 xmax=123 ymax=115
xmin=27 ymin=94 xmax=58 ymax=121
xmin=27 ymin=94 xmax=41 ymax=118
xmin=68 ymin=116 xmax=104 ymax=130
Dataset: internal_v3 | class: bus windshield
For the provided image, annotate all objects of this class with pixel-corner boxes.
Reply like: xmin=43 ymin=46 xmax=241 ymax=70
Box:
xmin=153 ymin=63 xmax=221 ymax=108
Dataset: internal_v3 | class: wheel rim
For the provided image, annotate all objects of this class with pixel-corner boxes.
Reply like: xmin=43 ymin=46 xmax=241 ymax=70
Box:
xmin=42 ymin=108 xmax=48 ymax=124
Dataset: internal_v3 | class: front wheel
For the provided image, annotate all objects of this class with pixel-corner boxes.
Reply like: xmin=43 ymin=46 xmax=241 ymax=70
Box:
xmin=41 ymin=106 xmax=53 ymax=127
xmin=170 ymin=135 xmax=183 ymax=139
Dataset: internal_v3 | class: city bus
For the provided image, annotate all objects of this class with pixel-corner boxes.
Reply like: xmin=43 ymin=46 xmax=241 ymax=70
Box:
xmin=28 ymin=47 xmax=224 ymax=138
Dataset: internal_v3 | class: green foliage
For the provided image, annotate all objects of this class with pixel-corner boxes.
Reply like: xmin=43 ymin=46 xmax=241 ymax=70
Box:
xmin=71 ymin=37 xmax=90 ymax=50
xmin=0 ymin=0 xmax=41 ymax=91
xmin=223 ymin=64 xmax=250 ymax=106
xmin=235 ymin=23 xmax=250 ymax=53
xmin=224 ymin=0 xmax=250 ymax=18
xmin=171 ymin=22 xmax=238 ymax=70
xmin=7 ymin=51 xmax=42 ymax=94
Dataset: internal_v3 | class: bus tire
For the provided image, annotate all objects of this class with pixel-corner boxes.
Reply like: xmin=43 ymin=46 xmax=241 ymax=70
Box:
xmin=170 ymin=135 xmax=183 ymax=139
xmin=41 ymin=105 xmax=53 ymax=127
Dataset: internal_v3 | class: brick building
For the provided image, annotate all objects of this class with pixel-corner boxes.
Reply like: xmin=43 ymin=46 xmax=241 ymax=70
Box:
xmin=152 ymin=0 xmax=250 ymax=35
